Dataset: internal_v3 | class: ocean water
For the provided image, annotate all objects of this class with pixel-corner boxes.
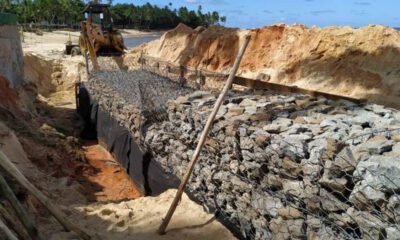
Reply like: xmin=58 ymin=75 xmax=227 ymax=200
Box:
xmin=124 ymin=35 xmax=161 ymax=48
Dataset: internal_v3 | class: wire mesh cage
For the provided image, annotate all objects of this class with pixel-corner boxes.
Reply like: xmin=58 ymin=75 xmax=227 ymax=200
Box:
xmin=84 ymin=62 xmax=400 ymax=240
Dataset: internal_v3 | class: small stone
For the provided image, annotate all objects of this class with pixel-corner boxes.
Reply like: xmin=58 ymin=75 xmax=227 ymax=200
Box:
xmin=231 ymin=176 xmax=248 ymax=190
xmin=332 ymin=147 xmax=357 ymax=174
xmin=353 ymin=156 xmax=400 ymax=192
xmin=277 ymin=207 xmax=303 ymax=219
xmin=282 ymin=157 xmax=302 ymax=176
xmin=320 ymin=188 xmax=350 ymax=212
xmin=216 ymin=106 xmax=227 ymax=118
xmin=294 ymin=98 xmax=310 ymax=106
xmin=319 ymin=161 xmax=348 ymax=193
xmin=282 ymin=180 xmax=304 ymax=197
xmin=263 ymin=124 xmax=281 ymax=133
xmin=250 ymin=112 xmax=271 ymax=121
xmin=392 ymin=135 xmax=400 ymax=142
xmin=226 ymin=106 xmax=244 ymax=116
xmin=262 ymin=174 xmax=283 ymax=190
xmin=240 ymin=137 xmax=255 ymax=150
xmin=280 ymin=134 xmax=311 ymax=161
xmin=293 ymin=116 xmax=306 ymax=124
xmin=270 ymin=217 xmax=305 ymax=240
xmin=245 ymin=106 xmax=257 ymax=115
xmin=175 ymin=95 xmax=189 ymax=104
xmin=188 ymin=91 xmax=210 ymax=100
xmin=241 ymin=150 xmax=255 ymax=161
xmin=252 ymin=130 xmax=270 ymax=146
xmin=366 ymin=140 xmax=393 ymax=155
xmin=385 ymin=143 xmax=400 ymax=157
xmin=251 ymin=191 xmax=283 ymax=217
xmin=327 ymin=213 xmax=354 ymax=227
xmin=386 ymin=226 xmax=400 ymax=240
xmin=230 ymin=160 xmax=239 ymax=172
xmin=239 ymin=98 xmax=257 ymax=107
xmin=386 ymin=194 xmax=400 ymax=222
xmin=272 ymin=117 xmax=293 ymax=127
xmin=348 ymin=208 xmax=387 ymax=240
xmin=350 ymin=182 xmax=387 ymax=210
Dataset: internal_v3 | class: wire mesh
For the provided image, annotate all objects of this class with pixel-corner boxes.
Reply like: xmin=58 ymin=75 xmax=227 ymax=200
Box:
xmin=85 ymin=57 xmax=400 ymax=240
xmin=141 ymin=81 xmax=400 ymax=240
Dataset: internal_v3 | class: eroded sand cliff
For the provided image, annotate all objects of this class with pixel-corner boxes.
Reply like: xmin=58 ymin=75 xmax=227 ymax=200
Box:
xmin=128 ymin=23 xmax=400 ymax=108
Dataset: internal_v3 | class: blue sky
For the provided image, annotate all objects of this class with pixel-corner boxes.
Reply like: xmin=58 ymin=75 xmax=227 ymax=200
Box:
xmin=114 ymin=0 xmax=400 ymax=29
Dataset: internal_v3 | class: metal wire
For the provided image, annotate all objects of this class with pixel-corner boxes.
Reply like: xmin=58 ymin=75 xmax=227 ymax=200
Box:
xmin=88 ymin=57 xmax=400 ymax=240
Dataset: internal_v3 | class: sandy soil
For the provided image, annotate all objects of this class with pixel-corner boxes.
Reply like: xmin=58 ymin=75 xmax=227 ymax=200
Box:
xmin=22 ymin=29 xmax=163 ymax=54
xmin=130 ymin=23 xmax=400 ymax=108
xmin=82 ymin=141 xmax=142 ymax=202
xmin=64 ymin=189 xmax=235 ymax=240
xmin=22 ymin=31 xmax=79 ymax=53
xmin=120 ymin=29 xmax=164 ymax=38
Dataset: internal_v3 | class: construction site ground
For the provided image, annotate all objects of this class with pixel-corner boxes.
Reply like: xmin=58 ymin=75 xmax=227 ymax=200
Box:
xmin=0 ymin=30 xmax=235 ymax=239
xmin=2 ymin=22 xmax=400 ymax=239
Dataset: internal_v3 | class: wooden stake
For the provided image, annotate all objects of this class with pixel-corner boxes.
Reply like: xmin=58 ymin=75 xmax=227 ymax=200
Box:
xmin=0 ymin=150 xmax=91 ymax=240
xmin=157 ymin=34 xmax=251 ymax=235
xmin=0 ymin=217 xmax=18 ymax=240
xmin=0 ymin=203 xmax=30 ymax=240
xmin=0 ymin=174 xmax=42 ymax=240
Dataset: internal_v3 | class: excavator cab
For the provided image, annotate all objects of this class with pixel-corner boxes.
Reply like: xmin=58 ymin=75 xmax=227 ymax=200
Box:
xmin=83 ymin=4 xmax=113 ymax=33
xmin=79 ymin=2 xmax=126 ymax=69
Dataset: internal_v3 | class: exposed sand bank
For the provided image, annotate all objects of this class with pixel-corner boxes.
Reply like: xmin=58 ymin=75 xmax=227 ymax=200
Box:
xmin=128 ymin=23 xmax=400 ymax=108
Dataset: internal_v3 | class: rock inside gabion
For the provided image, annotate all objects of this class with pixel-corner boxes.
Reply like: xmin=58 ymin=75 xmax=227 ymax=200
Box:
xmin=85 ymin=70 xmax=400 ymax=240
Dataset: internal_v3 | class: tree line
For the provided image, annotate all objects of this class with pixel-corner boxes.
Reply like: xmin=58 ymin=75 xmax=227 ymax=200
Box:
xmin=1 ymin=0 xmax=226 ymax=29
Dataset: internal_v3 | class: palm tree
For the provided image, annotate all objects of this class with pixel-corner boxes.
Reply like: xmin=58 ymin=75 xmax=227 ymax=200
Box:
xmin=1 ymin=0 xmax=11 ymax=12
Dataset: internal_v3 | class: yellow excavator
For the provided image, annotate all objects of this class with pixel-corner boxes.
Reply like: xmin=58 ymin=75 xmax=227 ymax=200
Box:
xmin=79 ymin=3 xmax=127 ymax=72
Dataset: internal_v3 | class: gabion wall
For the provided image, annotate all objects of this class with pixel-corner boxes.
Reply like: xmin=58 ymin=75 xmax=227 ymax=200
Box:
xmin=85 ymin=70 xmax=400 ymax=240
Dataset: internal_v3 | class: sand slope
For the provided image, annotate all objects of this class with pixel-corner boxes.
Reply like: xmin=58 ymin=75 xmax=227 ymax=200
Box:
xmin=130 ymin=23 xmax=400 ymax=108
xmin=54 ymin=189 xmax=236 ymax=240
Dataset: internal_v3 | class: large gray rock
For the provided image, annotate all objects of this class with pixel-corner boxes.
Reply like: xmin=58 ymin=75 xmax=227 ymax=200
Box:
xmin=308 ymin=138 xmax=337 ymax=164
xmin=367 ymin=140 xmax=393 ymax=155
xmin=86 ymin=73 xmax=400 ymax=240
xmin=386 ymin=225 xmax=400 ymax=240
xmin=385 ymin=194 xmax=400 ymax=222
xmin=350 ymin=156 xmax=400 ymax=209
xmin=280 ymin=134 xmax=311 ymax=161
xmin=347 ymin=208 xmax=387 ymax=240
xmin=318 ymin=159 xmax=349 ymax=194
xmin=331 ymin=146 xmax=357 ymax=174
xmin=282 ymin=180 xmax=305 ymax=197
xmin=251 ymin=191 xmax=283 ymax=217
xmin=320 ymin=188 xmax=350 ymax=212
xmin=270 ymin=217 xmax=305 ymax=240
xmin=353 ymin=156 xmax=400 ymax=192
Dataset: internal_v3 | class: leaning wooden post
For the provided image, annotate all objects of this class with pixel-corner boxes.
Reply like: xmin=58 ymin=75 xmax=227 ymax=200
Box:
xmin=0 ymin=174 xmax=42 ymax=240
xmin=0 ymin=150 xmax=91 ymax=240
xmin=157 ymin=34 xmax=251 ymax=235
xmin=0 ymin=217 xmax=18 ymax=240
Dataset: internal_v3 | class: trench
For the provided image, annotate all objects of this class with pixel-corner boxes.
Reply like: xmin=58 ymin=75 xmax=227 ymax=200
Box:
xmin=2 ymin=20 xmax=400 ymax=239
xmin=78 ymin=68 xmax=400 ymax=240
xmin=77 ymin=71 xmax=246 ymax=239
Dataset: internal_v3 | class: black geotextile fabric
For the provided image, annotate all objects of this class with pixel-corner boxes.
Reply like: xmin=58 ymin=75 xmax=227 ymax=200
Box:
xmin=77 ymin=86 xmax=180 ymax=196
xmin=77 ymin=86 xmax=245 ymax=240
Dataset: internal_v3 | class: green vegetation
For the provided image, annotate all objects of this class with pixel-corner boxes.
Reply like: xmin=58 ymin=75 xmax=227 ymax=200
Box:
xmin=0 ymin=0 xmax=226 ymax=29
xmin=0 ymin=12 xmax=17 ymax=24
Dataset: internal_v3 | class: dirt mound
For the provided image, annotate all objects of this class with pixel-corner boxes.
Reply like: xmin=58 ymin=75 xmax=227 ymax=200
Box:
xmin=24 ymin=53 xmax=85 ymax=97
xmin=0 ymin=76 xmax=20 ymax=110
xmin=129 ymin=23 xmax=400 ymax=108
